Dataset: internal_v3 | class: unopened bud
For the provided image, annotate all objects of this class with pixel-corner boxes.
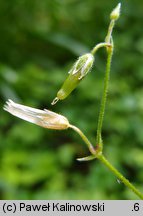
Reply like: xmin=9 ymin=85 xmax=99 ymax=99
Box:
xmin=52 ymin=53 xmax=94 ymax=105
xmin=4 ymin=99 xmax=70 ymax=130
xmin=110 ymin=3 xmax=121 ymax=21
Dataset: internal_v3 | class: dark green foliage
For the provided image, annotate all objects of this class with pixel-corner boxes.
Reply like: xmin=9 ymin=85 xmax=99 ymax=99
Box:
xmin=0 ymin=0 xmax=143 ymax=199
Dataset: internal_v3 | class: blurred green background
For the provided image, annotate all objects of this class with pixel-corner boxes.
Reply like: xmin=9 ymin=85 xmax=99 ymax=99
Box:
xmin=0 ymin=0 xmax=143 ymax=200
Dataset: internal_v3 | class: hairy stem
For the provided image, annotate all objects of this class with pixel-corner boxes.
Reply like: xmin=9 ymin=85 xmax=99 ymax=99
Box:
xmin=98 ymin=154 xmax=143 ymax=199
xmin=70 ymin=124 xmax=143 ymax=199
xmin=69 ymin=6 xmax=143 ymax=199
xmin=96 ymin=19 xmax=115 ymax=148
xmin=96 ymin=47 xmax=113 ymax=148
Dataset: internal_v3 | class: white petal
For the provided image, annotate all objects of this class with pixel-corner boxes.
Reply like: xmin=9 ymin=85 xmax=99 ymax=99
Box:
xmin=4 ymin=100 xmax=69 ymax=130
xmin=4 ymin=99 xmax=44 ymax=125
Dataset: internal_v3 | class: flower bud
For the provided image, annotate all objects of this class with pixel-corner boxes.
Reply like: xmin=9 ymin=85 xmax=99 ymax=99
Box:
xmin=52 ymin=53 xmax=94 ymax=105
xmin=110 ymin=3 xmax=121 ymax=21
xmin=4 ymin=99 xmax=70 ymax=130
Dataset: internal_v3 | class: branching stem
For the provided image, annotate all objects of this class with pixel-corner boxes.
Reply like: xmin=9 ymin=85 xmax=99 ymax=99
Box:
xmin=69 ymin=5 xmax=143 ymax=199
xmin=70 ymin=123 xmax=143 ymax=199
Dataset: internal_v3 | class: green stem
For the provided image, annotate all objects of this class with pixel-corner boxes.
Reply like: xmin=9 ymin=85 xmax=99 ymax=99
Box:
xmin=69 ymin=124 xmax=96 ymax=155
xmin=98 ymin=154 xmax=143 ymax=199
xmin=105 ymin=20 xmax=115 ymax=43
xmin=91 ymin=42 xmax=111 ymax=55
xmin=96 ymin=47 xmax=113 ymax=148
xmin=70 ymin=124 xmax=143 ymax=199
xmin=69 ymin=11 xmax=143 ymax=199
xmin=96 ymin=19 xmax=115 ymax=148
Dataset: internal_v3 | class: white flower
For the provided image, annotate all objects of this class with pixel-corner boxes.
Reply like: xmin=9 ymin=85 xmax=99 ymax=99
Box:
xmin=4 ymin=99 xmax=70 ymax=130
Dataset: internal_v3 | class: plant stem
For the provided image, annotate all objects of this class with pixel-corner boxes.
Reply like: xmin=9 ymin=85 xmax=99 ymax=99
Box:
xmin=91 ymin=42 xmax=111 ymax=55
xmin=69 ymin=124 xmax=96 ymax=155
xmin=69 ymin=8 xmax=143 ymax=199
xmin=96 ymin=47 xmax=113 ymax=148
xmin=70 ymin=124 xmax=143 ymax=199
xmin=98 ymin=154 xmax=143 ymax=199
xmin=105 ymin=20 xmax=115 ymax=43
xmin=96 ymin=18 xmax=116 ymax=148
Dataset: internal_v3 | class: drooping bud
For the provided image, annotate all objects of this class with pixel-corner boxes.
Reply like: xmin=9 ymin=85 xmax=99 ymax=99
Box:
xmin=110 ymin=3 xmax=121 ymax=21
xmin=51 ymin=53 xmax=94 ymax=105
xmin=4 ymin=99 xmax=70 ymax=130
